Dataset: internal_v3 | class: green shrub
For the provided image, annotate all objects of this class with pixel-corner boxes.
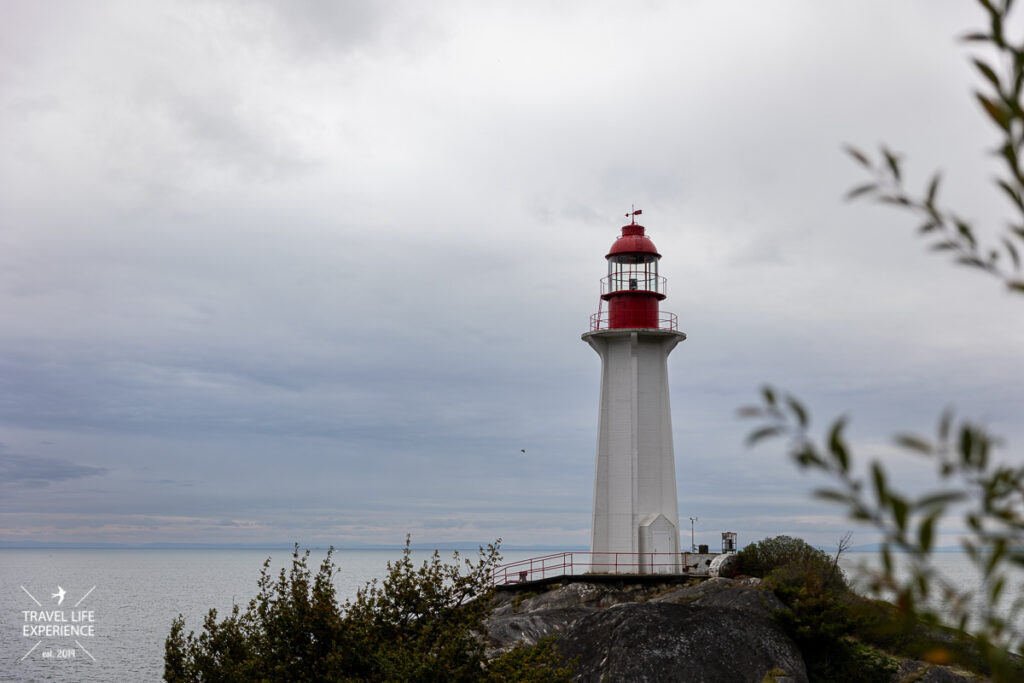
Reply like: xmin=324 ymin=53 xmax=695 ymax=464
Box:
xmin=165 ymin=539 xmax=572 ymax=682
xmin=738 ymin=535 xmax=845 ymax=590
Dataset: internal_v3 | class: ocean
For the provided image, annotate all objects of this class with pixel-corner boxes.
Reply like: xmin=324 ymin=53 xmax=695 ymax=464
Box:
xmin=0 ymin=548 xmax=1016 ymax=682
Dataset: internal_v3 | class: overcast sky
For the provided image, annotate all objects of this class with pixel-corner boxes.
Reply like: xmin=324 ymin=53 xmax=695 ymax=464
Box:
xmin=2 ymin=1 xmax=1022 ymax=551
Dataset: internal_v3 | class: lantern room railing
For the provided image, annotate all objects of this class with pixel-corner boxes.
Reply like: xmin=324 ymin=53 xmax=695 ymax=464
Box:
xmin=590 ymin=309 xmax=678 ymax=331
xmin=600 ymin=274 xmax=667 ymax=297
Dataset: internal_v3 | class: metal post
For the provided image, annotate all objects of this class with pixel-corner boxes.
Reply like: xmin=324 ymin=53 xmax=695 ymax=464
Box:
xmin=689 ymin=516 xmax=699 ymax=552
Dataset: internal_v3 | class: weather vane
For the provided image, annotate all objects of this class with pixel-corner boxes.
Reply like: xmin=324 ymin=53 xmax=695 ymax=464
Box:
xmin=625 ymin=205 xmax=642 ymax=224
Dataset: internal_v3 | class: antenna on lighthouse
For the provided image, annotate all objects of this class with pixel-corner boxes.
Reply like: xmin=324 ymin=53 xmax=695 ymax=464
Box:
xmin=625 ymin=206 xmax=643 ymax=224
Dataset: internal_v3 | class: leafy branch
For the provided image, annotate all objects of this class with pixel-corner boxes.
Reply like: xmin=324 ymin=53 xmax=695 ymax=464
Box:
xmin=742 ymin=389 xmax=1024 ymax=678
xmin=845 ymin=0 xmax=1024 ymax=294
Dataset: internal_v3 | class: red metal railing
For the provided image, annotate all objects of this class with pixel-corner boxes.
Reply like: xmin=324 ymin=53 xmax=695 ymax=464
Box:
xmin=589 ymin=310 xmax=678 ymax=332
xmin=491 ymin=551 xmax=709 ymax=585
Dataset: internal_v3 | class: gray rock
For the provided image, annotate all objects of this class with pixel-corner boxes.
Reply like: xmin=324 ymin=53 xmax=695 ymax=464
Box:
xmin=649 ymin=576 xmax=769 ymax=607
xmin=556 ymin=601 xmax=808 ymax=683
xmin=485 ymin=606 xmax=593 ymax=657
xmin=485 ymin=578 xmax=807 ymax=682
xmin=491 ymin=581 xmax=663 ymax=617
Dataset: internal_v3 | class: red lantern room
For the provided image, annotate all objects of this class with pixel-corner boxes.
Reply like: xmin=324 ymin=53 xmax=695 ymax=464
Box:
xmin=590 ymin=210 xmax=678 ymax=331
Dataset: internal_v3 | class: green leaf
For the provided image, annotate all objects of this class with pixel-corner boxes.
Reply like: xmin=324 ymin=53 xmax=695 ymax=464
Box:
xmin=895 ymin=434 xmax=932 ymax=455
xmin=938 ymin=409 xmax=953 ymax=443
xmin=845 ymin=183 xmax=877 ymax=200
xmin=955 ymin=255 xmax=987 ymax=269
xmin=915 ymin=572 xmax=930 ymax=600
xmin=737 ymin=405 xmax=762 ymax=418
xmin=843 ymin=144 xmax=871 ymax=167
xmin=746 ymin=425 xmax=782 ymax=446
xmin=828 ymin=417 xmax=849 ymax=473
xmin=1000 ymin=141 xmax=1020 ymax=172
xmin=872 ymin=462 xmax=888 ymax=505
xmin=1003 ymin=237 xmax=1020 ymax=269
xmin=786 ymin=395 xmax=808 ymax=428
xmin=997 ymin=179 xmax=1024 ymax=210
xmin=926 ymin=172 xmax=942 ymax=205
xmin=956 ymin=220 xmax=977 ymax=248
xmin=1007 ymin=279 xmax=1024 ymax=292
xmin=985 ymin=538 xmax=1007 ymax=577
xmin=891 ymin=495 xmax=909 ymax=532
xmin=882 ymin=147 xmax=902 ymax=182
xmin=959 ymin=426 xmax=975 ymax=466
xmin=918 ymin=512 xmax=938 ymax=552
xmin=813 ymin=488 xmax=856 ymax=505
xmin=915 ymin=491 xmax=965 ymax=509
xmin=878 ymin=195 xmax=911 ymax=206
xmin=762 ymin=385 xmax=777 ymax=406
xmin=973 ymin=58 xmax=1001 ymax=88
xmin=961 ymin=31 xmax=991 ymax=43
xmin=795 ymin=448 xmax=825 ymax=468
xmin=989 ymin=575 xmax=1005 ymax=603
xmin=977 ymin=93 xmax=1012 ymax=130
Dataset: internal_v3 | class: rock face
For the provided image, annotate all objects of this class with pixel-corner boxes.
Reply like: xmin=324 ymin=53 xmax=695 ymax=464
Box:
xmin=485 ymin=576 xmax=997 ymax=682
xmin=557 ymin=601 xmax=806 ymax=683
xmin=485 ymin=577 xmax=809 ymax=682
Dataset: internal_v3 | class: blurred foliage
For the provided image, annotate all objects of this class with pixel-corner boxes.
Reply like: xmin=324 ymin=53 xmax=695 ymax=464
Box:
xmin=164 ymin=539 xmax=573 ymax=682
xmin=744 ymin=4 xmax=1024 ymax=679
xmin=844 ymin=0 xmax=1024 ymax=294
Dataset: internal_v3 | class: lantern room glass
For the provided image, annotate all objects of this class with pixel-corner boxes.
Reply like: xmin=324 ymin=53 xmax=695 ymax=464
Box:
xmin=607 ymin=253 xmax=660 ymax=293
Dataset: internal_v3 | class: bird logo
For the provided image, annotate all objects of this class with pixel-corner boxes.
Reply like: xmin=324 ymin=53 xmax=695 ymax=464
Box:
xmin=51 ymin=586 xmax=66 ymax=605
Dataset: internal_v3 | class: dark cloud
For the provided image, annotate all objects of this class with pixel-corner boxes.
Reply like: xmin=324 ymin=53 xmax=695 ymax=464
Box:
xmin=0 ymin=452 xmax=108 ymax=489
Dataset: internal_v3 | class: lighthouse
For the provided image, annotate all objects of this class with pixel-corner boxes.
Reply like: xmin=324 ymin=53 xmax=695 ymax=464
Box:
xmin=583 ymin=210 xmax=686 ymax=574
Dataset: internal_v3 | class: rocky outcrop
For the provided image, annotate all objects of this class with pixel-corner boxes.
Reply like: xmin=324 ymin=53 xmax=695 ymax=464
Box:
xmin=485 ymin=577 xmax=808 ymax=682
xmin=556 ymin=601 xmax=806 ymax=682
xmin=484 ymin=576 xmax=993 ymax=682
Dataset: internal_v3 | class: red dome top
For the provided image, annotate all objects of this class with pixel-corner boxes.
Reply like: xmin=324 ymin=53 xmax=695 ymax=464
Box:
xmin=606 ymin=223 xmax=661 ymax=259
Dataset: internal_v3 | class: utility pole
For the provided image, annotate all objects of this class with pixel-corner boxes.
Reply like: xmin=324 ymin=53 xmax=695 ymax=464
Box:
xmin=689 ymin=516 xmax=698 ymax=552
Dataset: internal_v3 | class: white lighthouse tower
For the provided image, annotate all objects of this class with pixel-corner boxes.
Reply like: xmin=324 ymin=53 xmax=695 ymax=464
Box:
xmin=583 ymin=210 xmax=686 ymax=574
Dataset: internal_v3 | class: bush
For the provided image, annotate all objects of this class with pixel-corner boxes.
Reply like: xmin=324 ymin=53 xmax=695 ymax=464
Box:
xmin=164 ymin=539 xmax=573 ymax=682
xmin=738 ymin=536 xmax=900 ymax=682
xmin=738 ymin=535 xmax=845 ymax=590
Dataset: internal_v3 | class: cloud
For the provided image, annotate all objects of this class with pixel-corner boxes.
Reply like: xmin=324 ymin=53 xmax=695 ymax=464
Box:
xmin=0 ymin=451 xmax=108 ymax=489
xmin=0 ymin=0 xmax=1021 ymax=549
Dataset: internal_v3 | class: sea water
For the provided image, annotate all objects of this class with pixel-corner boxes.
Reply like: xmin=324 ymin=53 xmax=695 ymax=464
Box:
xmin=0 ymin=547 xmax=541 ymax=682
xmin=0 ymin=549 xmax=1017 ymax=682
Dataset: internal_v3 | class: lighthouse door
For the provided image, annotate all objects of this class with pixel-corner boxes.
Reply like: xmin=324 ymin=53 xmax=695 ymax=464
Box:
xmin=638 ymin=514 xmax=678 ymax=574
